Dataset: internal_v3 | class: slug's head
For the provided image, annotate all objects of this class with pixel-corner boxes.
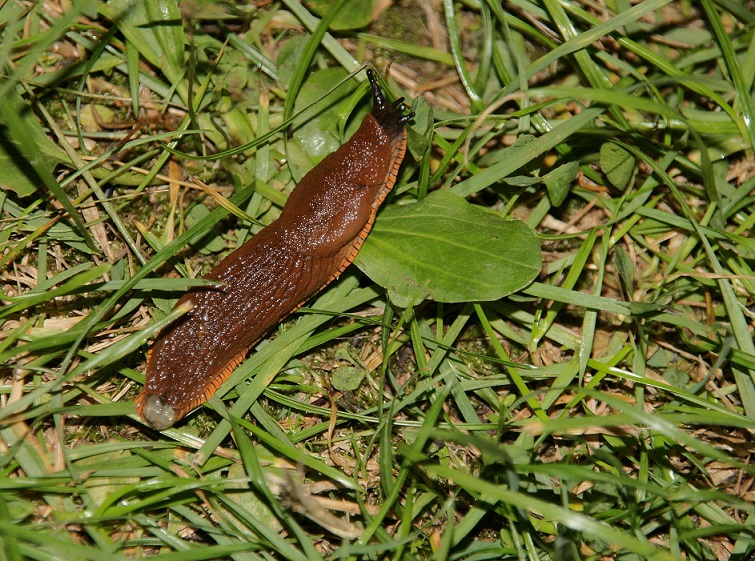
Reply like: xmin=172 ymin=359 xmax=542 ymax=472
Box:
xmin=366 ymin=68 xmax=414 ymax=138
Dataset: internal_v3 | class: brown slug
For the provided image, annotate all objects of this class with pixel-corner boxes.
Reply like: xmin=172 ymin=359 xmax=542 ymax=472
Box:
xmin=136 ymin=69 xmax=412 ymax=430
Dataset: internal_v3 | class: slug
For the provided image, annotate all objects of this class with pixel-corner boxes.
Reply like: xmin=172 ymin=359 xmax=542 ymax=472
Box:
xmin=136 ymin=69 xmax=412 ymax=430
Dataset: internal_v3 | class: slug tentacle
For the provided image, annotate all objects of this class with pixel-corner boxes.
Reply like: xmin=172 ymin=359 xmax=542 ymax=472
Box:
xmin=137 ymin=69 xmax=412 ymax=429
xmin=366 ymin=68 xmax=388 ymax=109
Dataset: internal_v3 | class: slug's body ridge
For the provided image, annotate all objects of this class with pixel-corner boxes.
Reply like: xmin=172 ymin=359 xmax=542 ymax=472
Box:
xmin=137 ymin=69 xmax=412 ymax=430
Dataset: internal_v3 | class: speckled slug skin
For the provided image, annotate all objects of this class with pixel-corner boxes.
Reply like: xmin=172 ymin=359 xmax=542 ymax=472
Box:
xmin=136 ymin=70 xmax=412 ymax=430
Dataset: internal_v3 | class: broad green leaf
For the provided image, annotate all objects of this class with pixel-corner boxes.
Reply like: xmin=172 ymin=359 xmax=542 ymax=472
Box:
xmin=331 ymin=366 xmax=366 ymax=392
xmin=79 ymin=450 xmax=136 ymax=507
xmin=613 ymin=245 xmax=634 ymax=294
xmin=543 ymin=160 xmax=579 ymax=207
xmin=215 ymin=462 xmax=283 ymax=535
xmin=0 ymin=91 xmax=69 ymax=197
xmin=276 ymin=34 xmax=308 ymax=87
xmin=292 ymin=67 xmax=351 ymax=158
xmin=600 ymin=142 xmax=636 ymax=191
xmin=101 ymin=0 xmax=185 ymax=86
xmin=663 ymin=367 xmax=690 ymax=388
xmin=304 ymin=0 xmax=374 ymax=30
xmin=186 ymin=204 xmax=227 ymax=254
xmin=406 ymin=96 xmax=433 ymax=162
xmin=356 ymin=190 xmax=541 ymax=305
xmin=288 ymin=67 xmax=358 ymax=180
